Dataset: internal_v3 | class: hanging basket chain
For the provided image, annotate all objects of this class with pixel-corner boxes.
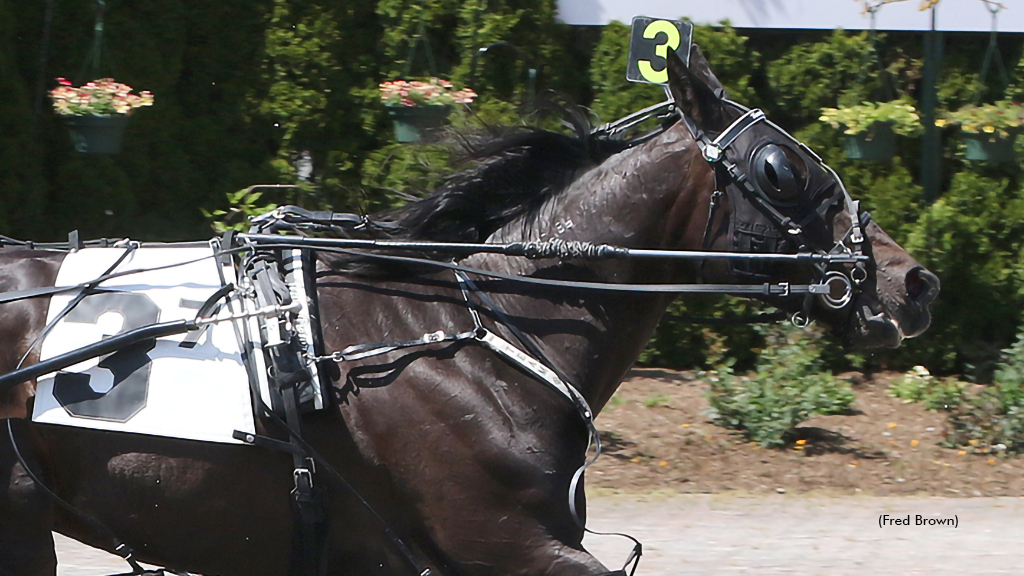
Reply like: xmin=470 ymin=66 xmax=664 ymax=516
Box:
xmin=401 ymin=11 xmax=438 ymax=79
xmin=860 ymin=4 xmax=897 ymax=102
xmin=75 ymin=0 xmax=118 ymax=85
xmin=974 ymin=3 xmax=1009 ymax=103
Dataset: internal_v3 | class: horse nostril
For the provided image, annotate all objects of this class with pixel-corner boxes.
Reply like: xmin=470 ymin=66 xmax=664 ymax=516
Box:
xmin=905 ymin=267 xmax=940 ymax=304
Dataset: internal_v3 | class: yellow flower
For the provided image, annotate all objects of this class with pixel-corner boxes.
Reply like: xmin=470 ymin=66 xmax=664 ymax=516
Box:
xmin=888 ymin=422 xmax=898 ymax=428
xmin=658 ymin=460 xmax=668 ymax=467
xmin=988 ymin=458 xmax=996 ymax=465
xmin=796 ymin=439 xmax=807 ymax=445
xmin=934 ymin=119 xmax=947 ymax=128
xmin=958 ymin=450 xmax=967 ymax=456
xmin=911 ymin=439 xmax=920 ymax=447
xmin=983 ymin=125 xmax=996 ymax=134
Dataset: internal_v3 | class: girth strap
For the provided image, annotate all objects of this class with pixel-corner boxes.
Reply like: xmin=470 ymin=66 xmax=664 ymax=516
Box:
xmin=247 ymin=256 xmax=329 ymax=576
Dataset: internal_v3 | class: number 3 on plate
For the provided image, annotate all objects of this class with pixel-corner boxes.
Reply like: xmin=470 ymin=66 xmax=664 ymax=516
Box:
xmin=626 ymin=17 xmax=693 ymax=85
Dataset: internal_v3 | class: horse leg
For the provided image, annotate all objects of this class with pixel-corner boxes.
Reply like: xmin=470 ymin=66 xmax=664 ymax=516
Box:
xmin=0 ymin=418 xmax=56 ymax=576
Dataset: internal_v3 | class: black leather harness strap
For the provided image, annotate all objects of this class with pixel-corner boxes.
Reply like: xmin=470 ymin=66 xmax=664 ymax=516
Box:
xmin=246 ymin=255 xmax=330 ymax=576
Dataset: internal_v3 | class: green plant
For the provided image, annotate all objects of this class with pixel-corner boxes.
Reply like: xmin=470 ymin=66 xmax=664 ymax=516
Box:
xmin=902 ymin=172 xmax=1024 ymax=373
xmin=201 ymin=188 xmax=278 ymax=233
xmin=889 ymin=365 xmax=967 ymax=411
xmin=379 ymin=78 xmax=476 ymax=107
xmin=704 ymin=324 xmax=854 ymax=447
xmin=819 ymin=100 xmax=922 ymax=136
xmin=767 ymin=30 xmax=879 ymax=124
xmin=49 ymin=77 xmax=154 ymax=116
xmin=946 ymin=332 xmax=1024 ymax=453
xmin=943 ymin=100 xmax=1024 ymax=137
xmin=889 ymin=365 xmax=932 ymax=402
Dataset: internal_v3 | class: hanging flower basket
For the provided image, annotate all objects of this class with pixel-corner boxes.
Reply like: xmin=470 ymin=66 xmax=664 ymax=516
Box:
xmin=379 ymin=78 xmax=475 ymax=143
xmin=386 ymin=104 xmax=452 ymax=143
xmin=961 ymin=131 xmax=1016 ymax=163
xmin=943 ymin=102 xmax=1023 ymax=164
xmin=843 ymin=122 xmax=897 ymax=161
xmin=49 ymin=77 xmax=153 ymax=154
xmin=63 ymin=114 xmax=130 ymax=154
xmin=819 ymin=101 xmax=921 ymax=162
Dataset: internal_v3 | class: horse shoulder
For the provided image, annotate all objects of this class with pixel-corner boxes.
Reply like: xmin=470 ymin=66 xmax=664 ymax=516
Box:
xmin=0 ymin=250 xmax=64 ymax=419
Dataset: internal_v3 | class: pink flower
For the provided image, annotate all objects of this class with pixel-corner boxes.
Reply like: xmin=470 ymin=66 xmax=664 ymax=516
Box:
xmin=56 ymin=77 xmax=72 ymax=86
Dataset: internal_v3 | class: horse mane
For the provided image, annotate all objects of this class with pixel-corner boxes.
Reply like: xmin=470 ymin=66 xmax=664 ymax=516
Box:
xmin=326 ymin=106 xmax=631 ymax=275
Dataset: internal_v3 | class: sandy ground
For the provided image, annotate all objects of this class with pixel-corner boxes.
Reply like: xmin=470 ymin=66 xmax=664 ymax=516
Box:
xmin=589 ymin=369 xmax=1024 ymax=497
xmin=56 ymin=494 xmax=1024 ymax=575
xmin=583 ymin=494 xmax=1024 ymax=576
xmin=51 ymin=368 xmax=1024 ymax=574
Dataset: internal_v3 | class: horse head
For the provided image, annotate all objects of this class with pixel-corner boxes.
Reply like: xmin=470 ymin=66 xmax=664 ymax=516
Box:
xmin=664 ymin=44 xmax=938 ymax=349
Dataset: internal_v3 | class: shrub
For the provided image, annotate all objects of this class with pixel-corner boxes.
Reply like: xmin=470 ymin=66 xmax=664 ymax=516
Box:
xmin=766 ymin=30 xmax=878 ymax=124
xmin=638 ymin=296 xmax=768 ymax=371
xmin=704 ymin=324 xmax=855 ymax=447
xmin=946 ymin=332 xmax=1024 ymax=453
xmin=888 ymin=365 xmax=967 ymax=411
xmin=902 ymin=172 xmax=1024 ymax=374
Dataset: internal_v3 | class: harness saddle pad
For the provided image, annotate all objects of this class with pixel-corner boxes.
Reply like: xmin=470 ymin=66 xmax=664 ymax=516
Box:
xmin=32 ymin=245 xmax=261 ymax=444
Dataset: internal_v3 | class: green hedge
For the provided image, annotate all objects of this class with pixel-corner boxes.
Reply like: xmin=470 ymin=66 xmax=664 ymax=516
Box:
xmin=4 ymin=3 xmax=1024 ymax=376
xmin=591 ymin=23 xmax=1024 ymax=376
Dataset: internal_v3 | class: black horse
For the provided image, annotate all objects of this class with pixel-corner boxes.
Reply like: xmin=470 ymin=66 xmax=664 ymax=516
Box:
xmin=0 ymin=46 xmax=937 ymax=576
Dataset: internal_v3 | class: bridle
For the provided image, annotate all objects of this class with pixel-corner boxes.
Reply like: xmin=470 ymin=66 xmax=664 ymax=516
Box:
xmin=677 ymin=101 xmax=874 ymax=326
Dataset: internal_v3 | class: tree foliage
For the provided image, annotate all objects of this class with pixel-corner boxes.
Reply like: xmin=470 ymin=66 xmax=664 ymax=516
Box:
xmin=2 ymin=4 xmax=1024 ymax=375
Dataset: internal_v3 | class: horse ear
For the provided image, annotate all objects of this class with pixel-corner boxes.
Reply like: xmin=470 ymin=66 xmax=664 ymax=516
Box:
xmin=667 ymin=44 xmax=729 ymax=132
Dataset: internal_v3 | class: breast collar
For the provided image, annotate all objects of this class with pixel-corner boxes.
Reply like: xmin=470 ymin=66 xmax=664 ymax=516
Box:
xmin=681 ymin=104 xmax=872 ymax=316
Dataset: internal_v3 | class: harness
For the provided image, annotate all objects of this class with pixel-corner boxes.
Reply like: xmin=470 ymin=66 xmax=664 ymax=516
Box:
xmin=680 ymin=103 xmax=872 ymax=326
xmin=0 ymin=96 xmax=879 ymax=576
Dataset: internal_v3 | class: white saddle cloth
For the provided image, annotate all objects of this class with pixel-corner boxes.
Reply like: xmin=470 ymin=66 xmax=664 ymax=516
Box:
xmin=32 ymin=245 xmax=258 ymax=444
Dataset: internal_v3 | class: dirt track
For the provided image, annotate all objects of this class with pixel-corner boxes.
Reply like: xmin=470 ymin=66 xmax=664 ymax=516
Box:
xmin=54 ymin=369 xmax=1024 ymax=575
xmin=56 ymin=494 xmax=1024 ymax=575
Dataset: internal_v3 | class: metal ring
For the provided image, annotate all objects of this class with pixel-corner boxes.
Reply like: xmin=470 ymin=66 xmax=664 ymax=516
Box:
xmin=790 ymin=311 xmax=810 ymax=328
xmin=819 ymin=271 xmax=854 ymax=309
xmin=851 ymin=264 xmax=868 ymax=285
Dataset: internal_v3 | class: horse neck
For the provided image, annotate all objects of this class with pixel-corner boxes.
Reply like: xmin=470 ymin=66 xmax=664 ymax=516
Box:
xmin=467 ymin=124 xmax=711 ymax=411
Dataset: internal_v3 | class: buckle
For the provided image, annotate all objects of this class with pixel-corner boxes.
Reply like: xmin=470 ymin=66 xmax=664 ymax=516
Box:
xmin=114 ymin=542 xmax=134 ymax=560
xmin=423 ymin=330 xmax=445 ymax=343
xmin=850 ymin=224 xmax=864 ymax=245
xmin=293 ymin=466 xmax=314 ymax=491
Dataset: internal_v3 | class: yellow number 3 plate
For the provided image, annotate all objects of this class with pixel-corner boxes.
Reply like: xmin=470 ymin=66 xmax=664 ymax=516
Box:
xmin=626 ymin=17 xmax=693 ymax=85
